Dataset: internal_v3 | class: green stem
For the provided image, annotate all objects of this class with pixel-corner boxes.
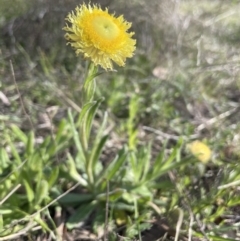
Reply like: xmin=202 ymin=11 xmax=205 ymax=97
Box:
xmin=80 ymin=62 xmax=99 ymax=189
xmin=82 ymin=62 xmax=98 ymax=104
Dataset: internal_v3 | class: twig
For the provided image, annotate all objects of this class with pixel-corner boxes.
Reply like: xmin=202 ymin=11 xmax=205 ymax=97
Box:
xmin=30 ymin=182 xmax=81 ymax=219
xmin=0 ymin=91 xmax=10 ymax=106
xmin=143 ymin=126 xmax=198 ymax=141
xmin=147 ymin=201 xmax=162 ymax=215
xmin=204 ymin=9 xmax=237 ymax=27
xmin=196 ymin=107 xmax=237 ymax=132
xmin=174 ymin=208 xmax=183 ymax=241
xmin=218 ymin=179 xmax=240 ymax=190
xmin=188 ymin=210 xmax=194 ymax=241
xmin=10 ymin=60 xmax=34 ymax=130
xmin=0 ymin=184 xmax=21 ymax=206
xmin=0 ymin=223 xmax=40 ymax=241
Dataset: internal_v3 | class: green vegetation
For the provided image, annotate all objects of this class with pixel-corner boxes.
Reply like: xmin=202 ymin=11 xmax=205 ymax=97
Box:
xmin=1 ymin=0 xmax=240 ymax=240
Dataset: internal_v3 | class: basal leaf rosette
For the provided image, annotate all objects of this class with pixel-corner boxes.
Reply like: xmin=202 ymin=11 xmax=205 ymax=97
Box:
xmin=63 ymin=4 xmax=136 ymax=70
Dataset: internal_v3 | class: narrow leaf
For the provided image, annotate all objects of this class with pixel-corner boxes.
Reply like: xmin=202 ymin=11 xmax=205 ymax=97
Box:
xmin=83 ymin=98 xmax=104 ymax=142
xmin=96 ymin=188 xmax=126 ymax=202
xmin=95 ymin=147 xmax=128 ymax=189
xmin=88 ymin=134 xmax=108 ymax=175
xmin=34 ymin=180 xmax=49 ymax=207
xmin=67 ymin=202 xmax=96 ymax=229
xmin=58 ymin=193 xmax=94 ymax=206
xmin=26 ymin=131 xmax=34 ymax=155
xmin=22 ymin=179 xmax=34 ymax=203
xmin=68 ymin=109 xmax=85 ymax=163
xmin=47 ymin=167 xmax=59 ymax=188
xmin=11 ymin=124 xmax=27 ymax=144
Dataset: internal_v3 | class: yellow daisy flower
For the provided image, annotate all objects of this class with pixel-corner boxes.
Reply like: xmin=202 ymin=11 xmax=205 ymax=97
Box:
xmin=63 ymin=4 xmax=136 ymax=70
xmin=188 ymin=140 xmax=212 ymax=164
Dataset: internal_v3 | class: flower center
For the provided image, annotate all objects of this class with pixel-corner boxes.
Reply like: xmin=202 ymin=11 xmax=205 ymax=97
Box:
xmin=91 ymin=16 xmax=119 ymax=40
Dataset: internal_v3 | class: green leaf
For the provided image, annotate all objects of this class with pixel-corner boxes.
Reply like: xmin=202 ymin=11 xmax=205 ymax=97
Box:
xmin=88 ymin=134 xmax=108 ymax=176
xmin=68 ymin=109 xmax=85 ymax=163
xmin=34 ymin=180 xmax=49 ymax=207
xmin=127 ymin=94 xmax=140 ymax=150
xmin=65 ymin=153 xmax=87 ymax=186
xmin=160 ymin=139 xmax=183 ymax=171
xmin=82 ymin=63 xmax=99 ymax=103
xmin=0 ymin=209 xmax=14 ymax=215
xmin=78 ymin=102 xmax=96 ymax=125
xmin=150 ymin=140 xmax=168 ymax=174
xmin=129 ymin=152 xmax=137 ymax=179
xmin=145 ymin=139 xmax=184 ymax=182
xmin=80 ymin=98 xmax=104 ymax=147
xmin=92 ymin=210 xmax=106 ymax=235
xmin=11 ymin=124 xmax=27 ymax=144
xmin=0 ymin=214 xmax=3 ymax=230
xmin=66 ymin=202 xmax=96 ymax=229
xmin=26 ymin=131 xmax=34 ymax=155
xmin=22 ymin=179 xmax=34 ymax=203
xmin=95 ymin=147 xmax=128 ymax=189
xmin=109 ymin=202 xmax=135 ymax=212
xmin=27 ymin=152 xmax=43 ymax=172
xmin=6 ymin=134 xmax=22 ymax=165
xmin=129 ymin=144 xmax=151 ymax=184
xmin=41 ymin=136 xmax=51 ymax=149
xmin=228 ymin=197 xmax=240 ymax=206
xmin=0 ymin=148 xmax=10 ymax=171
xmin=128 ymin=129 xmax=138 ymax=151
xmin=77 ymin=102 xmax=96 ymax=152
xmin=137 ymin=144 xmax=151 ymax=182
xmin=34 ymin=215 xmax=53 ymax=234
xmin=58 ymin=193 xmax=94 ymax=206
xmin=47 ymin=167 xmax=59 ymax=188
xmin=96 ymin=188 xmax=126 ymax=202
xmin=86 ymin=111 xmax=108 ymax=178
xmin=55 ymin=119 xmax=68 ymax=143
xmin=46 ymin=119 xmax=72 ymax=157
xmin=208 ymin=236 xmax=237 ymax=241
xmin=95 ymin=111 xmax=108 ymax=141
xmin=129 ymin=95 xmax=139 ymax=121
xmin=151 ymin=180 xmax=174 ymax=190
xmin=133 ymin=185 xmax=152 ymax=199
xmin=148 ymin=157 xmax=190 ymax=183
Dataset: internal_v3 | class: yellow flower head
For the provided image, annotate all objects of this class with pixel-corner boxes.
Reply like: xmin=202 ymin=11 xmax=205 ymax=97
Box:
xmin=63 ymin=4 xmax=136 ymax=70
xmin=188 ymin=140 xmax=212 ymax=164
